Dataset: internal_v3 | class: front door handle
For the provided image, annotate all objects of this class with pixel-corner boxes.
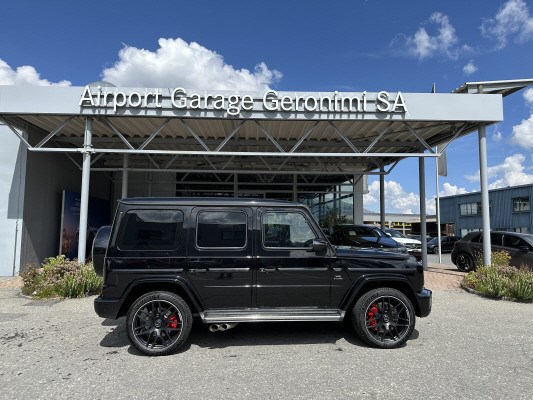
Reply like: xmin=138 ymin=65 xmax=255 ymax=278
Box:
xmin=189 ymin=268 xmax=208 ymax=273
xmin=260 ymin=267 xmax=277 ymax=273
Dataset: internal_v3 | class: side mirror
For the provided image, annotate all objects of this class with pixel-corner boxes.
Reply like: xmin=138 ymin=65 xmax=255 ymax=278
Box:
xmin=310 ymin=238 xmax=328 ymax=253
xmin=386 ymin=233 xmax=392 ymax=237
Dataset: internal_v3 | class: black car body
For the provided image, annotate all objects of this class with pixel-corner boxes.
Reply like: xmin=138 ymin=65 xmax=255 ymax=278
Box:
xmin=427 ymin=236 xmax=459 ymax=254
xmin=451 ymin=231 xmax=533 ymax=272
xmin=93 ymin=198 xmax=432 ymax=355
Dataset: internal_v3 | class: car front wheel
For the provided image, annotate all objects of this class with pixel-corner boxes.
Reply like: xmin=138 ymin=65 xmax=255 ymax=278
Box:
xmin=352 ymin=288 xmax=415 ymax=349
xmin=126 ymin=291 xmax=192 ymax=356
xmin=455 ymin=253 xmax=475 ymax=272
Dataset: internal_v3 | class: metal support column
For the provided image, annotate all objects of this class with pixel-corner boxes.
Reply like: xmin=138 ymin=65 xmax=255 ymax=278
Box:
xmin=77 ymin=117 xmax=92 ymax=264
xmin=234 ymin=173 xmax=238 ymax=198
xmin=379 ymin=169 xmax=385 ymax=230
xmin=292 ymin=174 xmax=297 ymax=202
xmin=419 ymin=157 xmax=428 ymax=269
xmin=121 ymin=154 xmax=129 ymax=199
xmin=353 ymin=176 xmax=364 ymax=224
xmin=478 ymin=123 xmax=491 ymax=266
xmin=477 ymin=84 xmax=491 ymax=267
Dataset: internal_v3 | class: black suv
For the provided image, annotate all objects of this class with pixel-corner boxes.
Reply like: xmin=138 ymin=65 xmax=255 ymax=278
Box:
xmin=93 ymin=198 xmax=432 ymax=356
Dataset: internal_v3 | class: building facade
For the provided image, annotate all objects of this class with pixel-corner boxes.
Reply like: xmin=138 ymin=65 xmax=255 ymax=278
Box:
xmin=440 ymin=184 xmax=533 ymax=237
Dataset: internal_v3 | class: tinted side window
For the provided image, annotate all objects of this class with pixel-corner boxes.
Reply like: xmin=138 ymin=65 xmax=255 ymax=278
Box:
xmin=196 ymin=211 xmax=247 ymax=248
xmin=262 ymin=212 xmax=315 ymax=248
xmin=117 ymin=210 xmax=183 ymax=251
xmin=471 ymin=233 xmax=482 ymax=243
xmin=490 ymin=233 xmax=503 ymax=246
xmin=503 ymin=235 xmax=530 ymax=250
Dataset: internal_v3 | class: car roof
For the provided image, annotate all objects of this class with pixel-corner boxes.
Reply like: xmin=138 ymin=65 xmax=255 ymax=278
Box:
xmin=119 ymin=197 xmax=301 ymax=207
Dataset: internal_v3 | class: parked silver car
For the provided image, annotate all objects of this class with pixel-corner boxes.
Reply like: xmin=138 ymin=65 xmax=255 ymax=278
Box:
xmin=451 ymin=231 xmax=533 ymax=272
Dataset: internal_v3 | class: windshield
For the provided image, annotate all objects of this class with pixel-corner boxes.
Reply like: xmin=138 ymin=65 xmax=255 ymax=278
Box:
xmin=387 ymin=230 xmax=405 ymax=238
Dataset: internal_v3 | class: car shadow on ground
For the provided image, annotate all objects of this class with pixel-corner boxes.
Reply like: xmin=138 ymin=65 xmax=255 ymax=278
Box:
xmin=99 ymin=318 xmax=419 ymax=356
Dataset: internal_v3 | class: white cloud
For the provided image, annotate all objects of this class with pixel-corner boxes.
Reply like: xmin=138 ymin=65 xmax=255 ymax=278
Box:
xmin=0 ymin=58 xmax=70 ymax=86
xmin=403 ymin=12 xmax=460 ymax=60
xmin=510 ymin=114 xmax=533 ymax=149
xmin=364 ymin=180 xmax=420 ymax=214
xmin=524 ymin=88 xmax=533 ymax=106
xmin=441 ymin=182 xmax=468 ymax=197
xmin=481 ymin=0 xmax=533 ymax=49
xmin=463 ymin=60 xmax=478 ymax=75
xmin=510 ymin=88 xmax=533 ymax=149
xmin=492 ymin=130 xmax=503 ymax=141
xmin=466 ymin=153 xmax=533 ymax=188
xmin=101 ymin=38 xmax=282 ymax=90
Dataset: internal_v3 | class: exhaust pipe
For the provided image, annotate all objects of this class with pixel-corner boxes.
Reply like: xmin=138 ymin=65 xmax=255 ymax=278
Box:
xmin=209 ymin=323 xmax=239 ymax=332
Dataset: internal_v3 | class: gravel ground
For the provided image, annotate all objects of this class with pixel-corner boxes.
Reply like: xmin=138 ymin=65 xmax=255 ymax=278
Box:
xmin=1 ymin=279 xmax=532 ymax=400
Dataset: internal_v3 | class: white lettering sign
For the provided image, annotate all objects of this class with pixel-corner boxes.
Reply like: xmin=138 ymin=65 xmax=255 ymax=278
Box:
xmin=79 ymin=86 xmax=408 ymax=116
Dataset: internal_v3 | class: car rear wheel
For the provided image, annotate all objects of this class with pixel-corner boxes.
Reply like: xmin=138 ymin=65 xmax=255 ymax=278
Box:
xmin=455 ymin=253 xmax=475 ymax=272
xmin=432 ymin=247 xmax=439 ymax=254
xmin=126 ymin=291 xmax=192 ymax=356
xmin=352 ymin=288 xmax=415 ymax=349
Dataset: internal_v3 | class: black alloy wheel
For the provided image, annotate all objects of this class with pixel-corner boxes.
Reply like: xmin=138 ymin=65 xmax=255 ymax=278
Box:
xmin=352 ymin=288 xmax=415 ymax=349
xmin=455 ymin=253 xmax=475 ymax=272
xmin=126 ymin=291 xmax=192 ymax=356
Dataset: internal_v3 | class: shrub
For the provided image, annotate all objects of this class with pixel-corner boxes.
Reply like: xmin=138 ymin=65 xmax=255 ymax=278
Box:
xmin=21 ymin=255 xmax=102 ymax=299
xmin=463 ymin=251 xmax=533 ymax=301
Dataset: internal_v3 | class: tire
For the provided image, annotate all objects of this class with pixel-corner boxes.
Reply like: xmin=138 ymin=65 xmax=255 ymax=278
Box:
xmin=352 ymin=288 xmax=415 ymax=349
xmin=126 ymin=291 xmax=192 ymax=356
xmin=455 ymin=253 xmax=475 ymax=272
xmin=432 ymin=246 xmax=439 ymax=254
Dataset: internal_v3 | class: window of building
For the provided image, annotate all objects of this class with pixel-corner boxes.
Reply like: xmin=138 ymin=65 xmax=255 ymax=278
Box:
xmin=514 ymin=227 xmax=529 ymax=233
xmin=196 ymin=211 xmax=247 ymax=249
xmin=512 ymin=197 xmax=530 ymax=212
xmin=459 ymin=202 xmax=492 ymax=216
xmin=117 ymin=209 xmax=183 ymax=251
xmin=262 ymin=211 xmax=315 ymax=248
xmin=460 ymin=202 xmax=481 ymax=216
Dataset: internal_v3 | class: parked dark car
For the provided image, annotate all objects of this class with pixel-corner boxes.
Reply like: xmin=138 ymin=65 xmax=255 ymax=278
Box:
xmin=329 ymin=224 xmax=407 ymax=254
xmin=93 ymin=198 xmax=431 ymax=355
xmin=427 ymin=236 xmax=460 ymax=254
xmin=451 ymin=231 xmax=533 ymax=272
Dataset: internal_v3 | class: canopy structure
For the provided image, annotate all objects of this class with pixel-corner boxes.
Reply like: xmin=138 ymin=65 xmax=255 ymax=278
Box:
xmin=0 ymin=85 xmax=502 ymax=196
xmin=0 ymin=81 xmax=521 ymax=267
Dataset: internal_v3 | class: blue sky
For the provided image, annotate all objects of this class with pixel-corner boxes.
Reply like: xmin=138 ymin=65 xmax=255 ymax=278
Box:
xmin=1 ymin=0 xmax=532 ymax=213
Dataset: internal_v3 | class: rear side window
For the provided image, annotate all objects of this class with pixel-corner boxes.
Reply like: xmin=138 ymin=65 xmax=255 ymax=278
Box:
xmin=196 ymin=211 xmax=247 ymax=248
xmin=117 ymin=210 xmax=183 ymax=251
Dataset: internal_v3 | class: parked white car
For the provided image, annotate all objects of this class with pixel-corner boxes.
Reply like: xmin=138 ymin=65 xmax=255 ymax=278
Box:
xmin=385 ymin=229 xmax=423 ymax=260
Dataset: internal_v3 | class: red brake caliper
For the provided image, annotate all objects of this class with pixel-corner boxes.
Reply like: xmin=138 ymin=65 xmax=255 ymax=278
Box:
xmin=367 ymin=304 xmax=379 ymax=331
xmin=168 ymin=314 xmax=179 ymax=329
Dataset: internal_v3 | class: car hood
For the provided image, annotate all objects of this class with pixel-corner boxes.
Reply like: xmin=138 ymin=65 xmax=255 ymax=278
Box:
xmin=334 ymin=246 xmax=414 ymax=262
xmin=391 ymin=237 xmax=422 ymax=245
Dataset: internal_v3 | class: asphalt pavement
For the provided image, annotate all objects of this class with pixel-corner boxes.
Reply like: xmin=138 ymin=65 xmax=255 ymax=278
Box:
xmin=1 ymin=281 xmax=532 ymax=400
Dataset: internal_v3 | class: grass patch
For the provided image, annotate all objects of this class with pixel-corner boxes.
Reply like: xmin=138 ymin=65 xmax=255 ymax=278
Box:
xmin=462 ymin=251 xmax=533 ymax=301
xmin=21 ymin=255 xmax=102 ymax=299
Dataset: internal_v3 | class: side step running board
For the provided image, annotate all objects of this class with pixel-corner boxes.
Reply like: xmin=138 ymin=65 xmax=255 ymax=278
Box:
xmin=202 ymin=308 xmax=345 ymax=323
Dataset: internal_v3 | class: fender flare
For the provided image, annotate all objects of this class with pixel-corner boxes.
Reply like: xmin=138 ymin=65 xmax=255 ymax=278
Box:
xmin=340 ymin=274 xmax=415 ymax=311
xmin=121 ymin=275 xmax=204 ymax=315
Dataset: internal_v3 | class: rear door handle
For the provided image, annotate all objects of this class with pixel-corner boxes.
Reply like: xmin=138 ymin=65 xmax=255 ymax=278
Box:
xmin=260 ymin=267 xmax=277 ymax=273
